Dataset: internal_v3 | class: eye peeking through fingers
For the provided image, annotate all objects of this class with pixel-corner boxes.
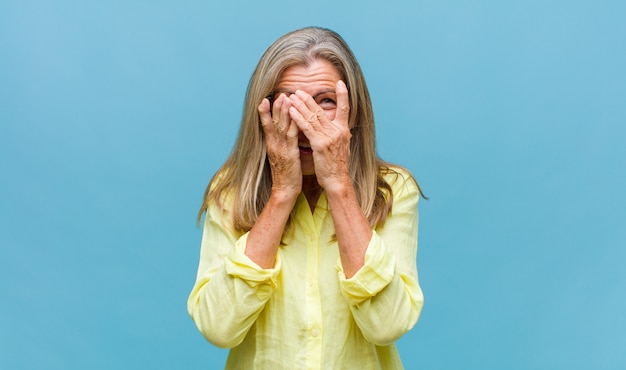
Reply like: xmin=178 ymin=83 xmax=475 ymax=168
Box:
xmin=267 ymin=90 xmax=337 ymax=112
xmin=313 ymin=92 xmax=337 ymax=110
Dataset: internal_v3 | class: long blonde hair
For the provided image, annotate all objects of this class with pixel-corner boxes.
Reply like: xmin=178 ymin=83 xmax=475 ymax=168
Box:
xmin=198 ymin=27 xmax=423 ymax=231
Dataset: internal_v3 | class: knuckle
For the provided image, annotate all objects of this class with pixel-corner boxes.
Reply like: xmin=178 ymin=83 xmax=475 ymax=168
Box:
xmin=261 ymin=119 xmax=272 ymax=130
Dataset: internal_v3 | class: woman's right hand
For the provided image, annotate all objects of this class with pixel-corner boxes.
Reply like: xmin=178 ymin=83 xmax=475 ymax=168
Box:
xmin=242 ymin=95 xmax=300 ymax=269
xmin=258 ymin=94 xmax=302 ymax=200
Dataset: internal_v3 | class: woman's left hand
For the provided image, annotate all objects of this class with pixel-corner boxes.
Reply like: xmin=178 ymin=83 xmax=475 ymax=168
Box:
xmin=288 ymin=80 xmax=352 ymax=192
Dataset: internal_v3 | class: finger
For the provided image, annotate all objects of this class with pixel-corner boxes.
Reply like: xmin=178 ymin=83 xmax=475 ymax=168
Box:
xmin=289 ymin=106 xmax=316 ymax=139
xmin=290 ymin=92 xmax=324 ymax=127
xmin=258 ymin=98 xmax=271 ymax=124
xmin=286 ymin=118 xmax=299 ymax=139
xmin=293 ymin=90 xmax=317 ymax=111
xmin=277 ymin=96 xmax=292 ymax=132
xmin=335 ymin=80 xmax=350 ymax=126
xmin=271 ymin=94 xmax=285 ymax=125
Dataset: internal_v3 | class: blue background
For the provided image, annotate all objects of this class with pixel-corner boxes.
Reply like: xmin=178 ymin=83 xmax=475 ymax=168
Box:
xmin=1 ymin=0 xmax=625 ymax=369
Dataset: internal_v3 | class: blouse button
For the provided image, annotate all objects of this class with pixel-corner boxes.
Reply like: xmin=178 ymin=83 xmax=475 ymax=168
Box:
xmin=311 ymin=328 xmax=319 ymax=337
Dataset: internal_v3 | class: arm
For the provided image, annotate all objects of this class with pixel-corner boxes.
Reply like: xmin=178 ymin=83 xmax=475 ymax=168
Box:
xmin=288 ymin=80 xmax=369 ymax=277
xmin=187 ymin=199 xmax=282 ymax=348
xmin=337 ymin=171 xmax=424 ymax=345
xmin=246 ymin=93 xmax=302 ymax=268
xmin=324 ymin=182 xmax=372 ymax=277
xmin=187 ymin=95 xmax=301 ymax=348
xmin=288 ymin=83 xmax=423 ymax=344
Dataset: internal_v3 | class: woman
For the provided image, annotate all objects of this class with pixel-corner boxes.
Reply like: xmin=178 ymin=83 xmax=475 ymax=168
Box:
xmin=188 ymin=27 xmax=424 ymax=369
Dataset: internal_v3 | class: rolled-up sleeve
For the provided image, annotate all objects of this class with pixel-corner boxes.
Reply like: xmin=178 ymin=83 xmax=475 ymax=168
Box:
xmin=336 ymin=170 xmax=424 ymax=346
xmin=337 ymin=232 xmax=395 ymax=303
xmin=187 ymin=203 xmax=280 ymax=348
xmin=224 ymin=233 xmax=281 ymax=300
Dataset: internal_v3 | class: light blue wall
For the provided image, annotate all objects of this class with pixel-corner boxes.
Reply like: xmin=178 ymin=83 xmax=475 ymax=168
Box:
xmin=1 ymin=1 xmax=625 ymax=369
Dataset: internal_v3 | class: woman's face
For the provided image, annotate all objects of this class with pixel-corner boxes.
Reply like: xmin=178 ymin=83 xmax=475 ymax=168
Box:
xmin=275 ymin=59 xmax=342 ymax=176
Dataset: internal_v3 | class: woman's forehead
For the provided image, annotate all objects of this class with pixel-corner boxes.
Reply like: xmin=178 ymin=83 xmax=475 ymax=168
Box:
xmin=277 ymin=59 xmax=341 ymax=92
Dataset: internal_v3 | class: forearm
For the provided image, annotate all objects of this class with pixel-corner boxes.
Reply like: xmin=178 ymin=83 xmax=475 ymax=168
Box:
xmin=326 ymin=182 xmax=372 ymax=278
xmin=336 ymin=170 xmax=424 ymax=345
xmin=245 ymin=190 xmax=297 ymax=268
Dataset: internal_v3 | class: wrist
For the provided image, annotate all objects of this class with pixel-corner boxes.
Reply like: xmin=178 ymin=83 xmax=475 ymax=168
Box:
xmin=270 ymin=186 xmax=300 ymax=206
xmin=322 ymin=177 xmax=354 ymax=199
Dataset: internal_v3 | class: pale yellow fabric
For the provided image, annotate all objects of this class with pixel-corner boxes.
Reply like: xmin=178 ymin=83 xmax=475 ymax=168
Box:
xmin=188 ymin=168 xmax=424 ymax=369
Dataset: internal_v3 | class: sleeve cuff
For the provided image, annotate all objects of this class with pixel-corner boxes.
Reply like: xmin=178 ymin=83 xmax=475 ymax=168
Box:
xmin=336 ymin=231 xmax=395 ymax=305
xmin=224 ymin=232 xmax=281 ymax=300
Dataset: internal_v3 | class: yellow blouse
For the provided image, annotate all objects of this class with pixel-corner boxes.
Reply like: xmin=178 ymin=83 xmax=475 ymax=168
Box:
xmin=188 ymin=168 xmax=424 ymax=369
